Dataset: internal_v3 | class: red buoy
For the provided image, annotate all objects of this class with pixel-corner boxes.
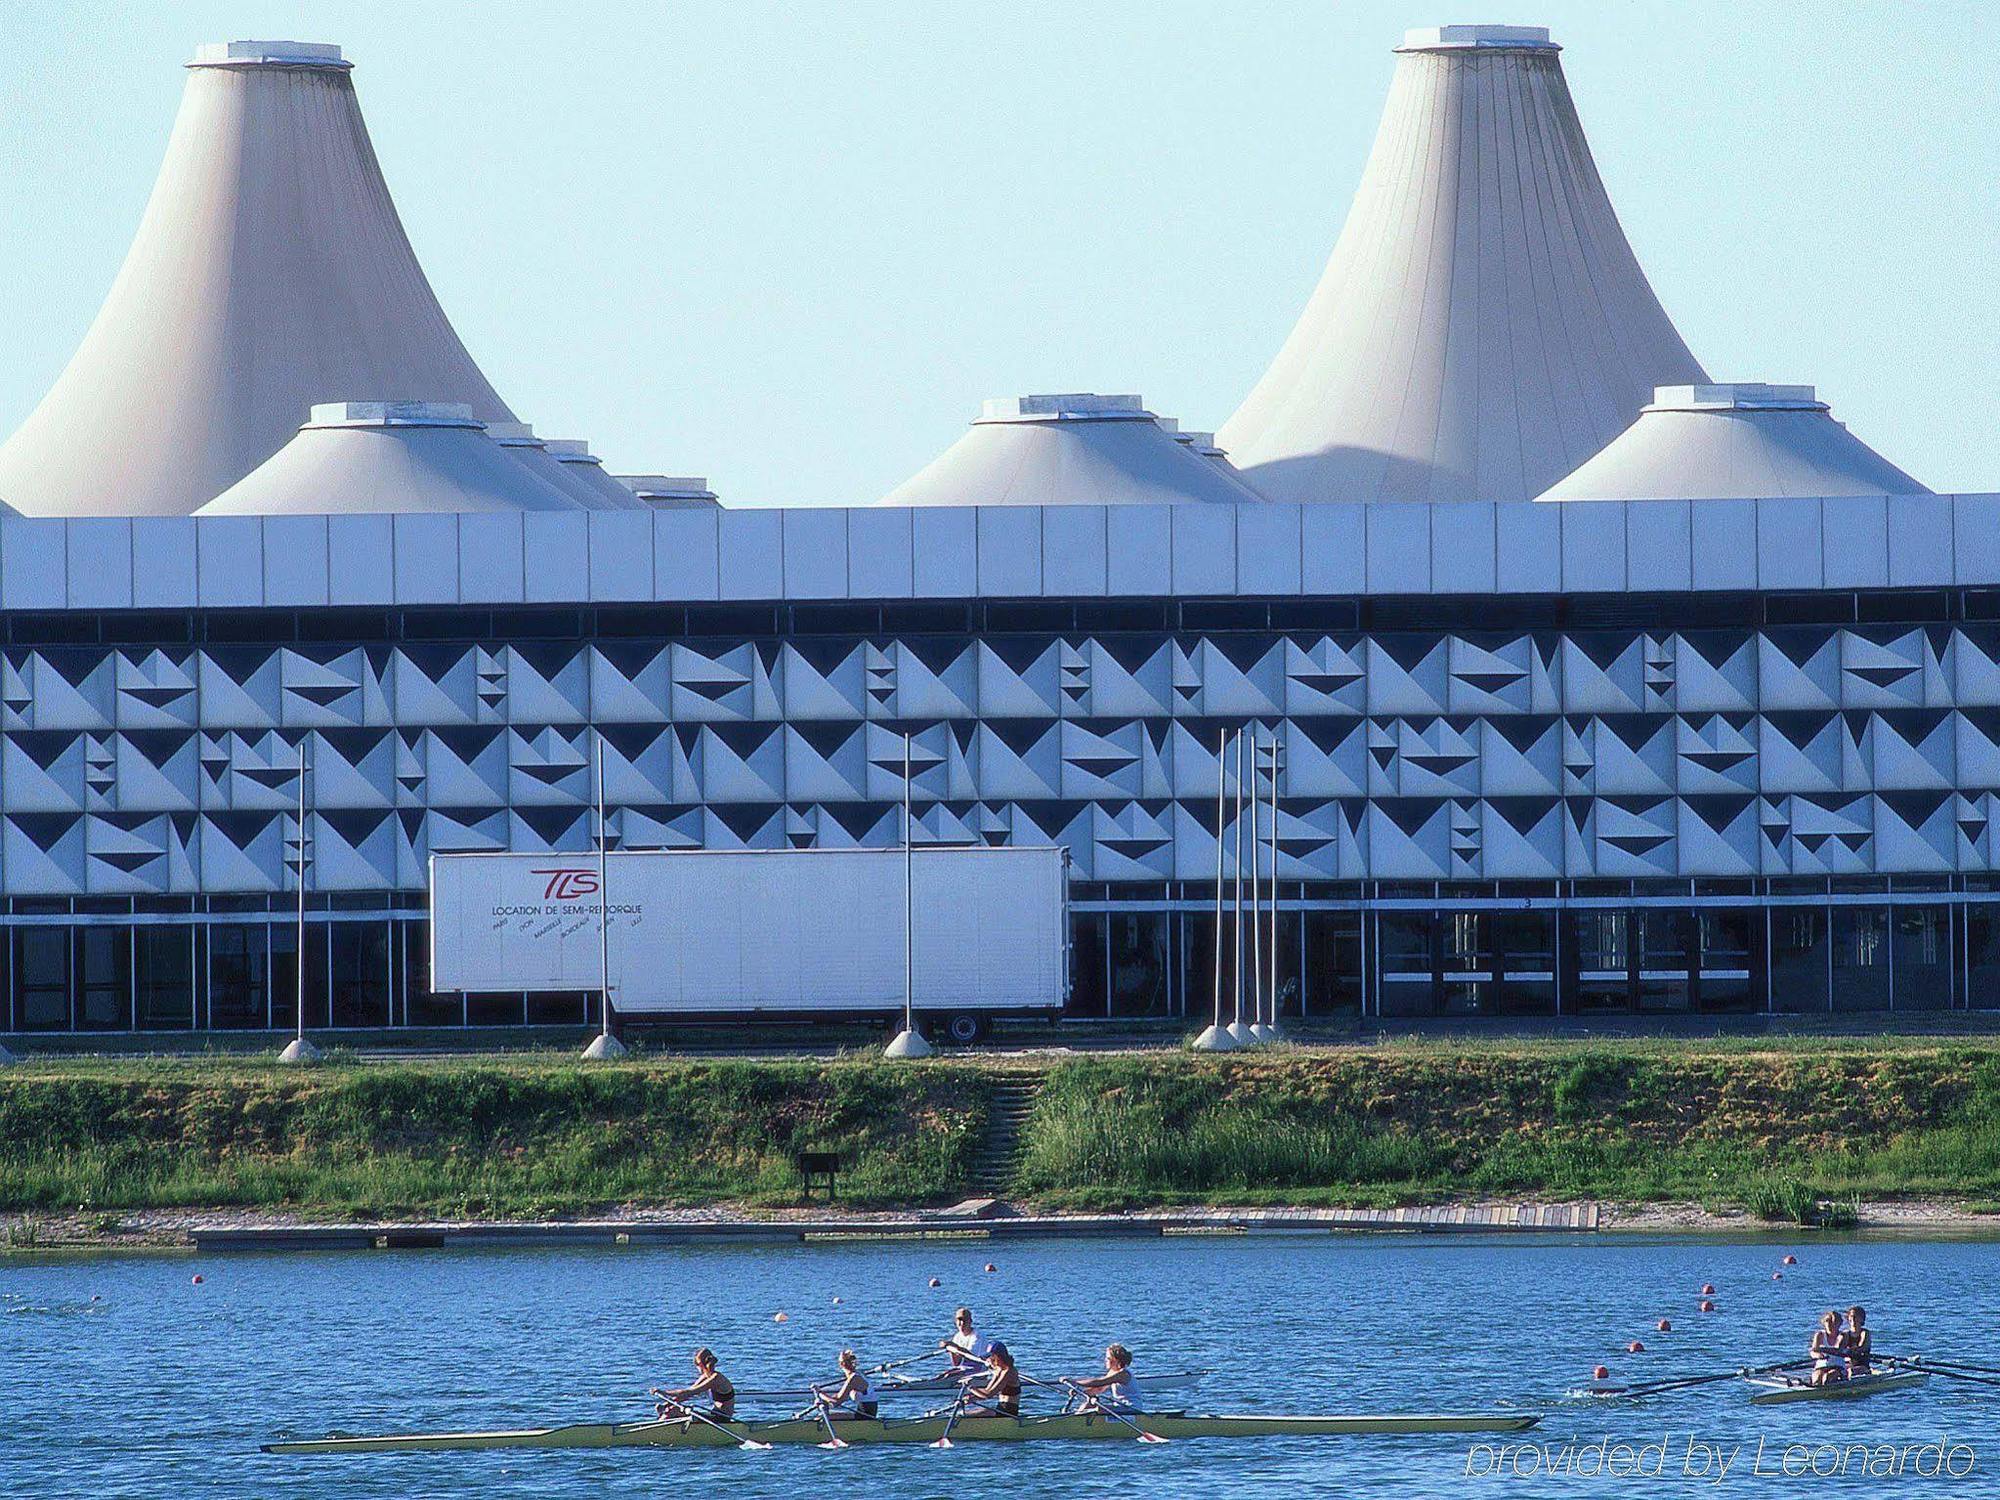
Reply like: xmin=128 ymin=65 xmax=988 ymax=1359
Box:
xmin=773 ymin=1312 xmax=788 ymax=1323
xmin=1701 ymin=1283 xmax=1716 ymax=1295
xmin=1657 ymin=1319 xmax=1672 ymax=1332
xmin=1782 ymin=1254 xmax=1797 ymax=1265
xmin=1699 ymin=1299 xmax=1715 ymax=1313
xmin=1593 ymin=1365 xmax=1610 ymax=1381
xmin=984 ymin=1262 xmax=997 ymax=1273
xmin=928 ymin=1277 xmax=941 ymax=1288
xmin=191 ymin=1274 xmax=204 ymax=1285
xmin=1772 ymin=1272 xmax=1783 ymax=1281
xmin=831 ymin=1297 xmax=842 ymax=1306
xmin=1627 ymin=1340 xmax=1645 ymax=1353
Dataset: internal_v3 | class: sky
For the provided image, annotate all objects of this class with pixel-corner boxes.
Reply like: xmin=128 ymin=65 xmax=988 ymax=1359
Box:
xmin=0 ymin=1 xmax=1995 ymax=507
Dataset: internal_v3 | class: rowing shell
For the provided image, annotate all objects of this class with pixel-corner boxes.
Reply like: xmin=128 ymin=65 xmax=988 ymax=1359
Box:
xmin=1747 ymin=1371 xmax=1930 ymax=1406
xmin=737 ymin=1368 xmax=1212 ymax=1400
xmin=264 ymin=1409 xmax=1540 ymax=1454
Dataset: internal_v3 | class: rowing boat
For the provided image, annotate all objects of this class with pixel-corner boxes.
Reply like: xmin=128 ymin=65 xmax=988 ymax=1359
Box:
xmin=264 ymin=1409 xmax=1540 ymax=1454
xmin=1746 ymin=1371 xmax=1930 ymax=1406
xmin=738 ymin=1367 xmax=1212 ymax=1400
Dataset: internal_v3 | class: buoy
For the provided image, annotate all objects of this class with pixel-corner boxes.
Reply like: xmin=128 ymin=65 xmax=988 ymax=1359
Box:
xmin=191 ymin=1274 xmax=203 ymax=1285
xmin=984 ymin=1263 xmax=997 ymax=1273
xmin=1701 ymin=1283 xmax=1716 ymax=1296
xmin=773 ymin=1312 xmax=788 ymax=1322
xmin=831 ymin=1297 xmax=842 ymax=1306
xmin=1699 ymin=1299 xmax=1715 ymax=1313
xmin=1657 ymin=1319 xmax=1672 ymax=1332
xmin=928 ymin=1277 xmax=941 ymax=1288
xmin=1782 ymin=1254 xmax=1797 ymax=1265
xmin=1627 ymin=1340 xmax=1645 ymax=1354
xmin=1772 ymin=1272 xmax=1783 ymax=1281
xmin=1592 ymin=1365 xmax=1610 ymax=1381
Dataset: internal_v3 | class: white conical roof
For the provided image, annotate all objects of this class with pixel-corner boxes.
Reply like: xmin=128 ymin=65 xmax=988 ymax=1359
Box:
xmin=1537 ymin=384 xmax=1930 ymax=501
xmin=880 ymin=394 xmax=1266 ymax=507
xmin=1219 ymin=25 xmax=1706 ymax=505
xmin=542 ymin=440 xmax=649 ymax=510
xmin=196 ymin=403 xmax=580 ymax=515
xmin=617 ymin=475 xmax=721 ymax=509
xmin=489 ymin=424 xmax=642 ymax=511
xmin=0 ymin=41 xmax=516 ymax=517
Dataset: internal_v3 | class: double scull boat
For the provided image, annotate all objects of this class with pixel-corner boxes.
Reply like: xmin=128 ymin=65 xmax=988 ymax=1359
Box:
xmin=1746 ymin=1370 xmax=1930 ymax=1405
xmin=265 ymin=1409 xmax=1540 ymax=1454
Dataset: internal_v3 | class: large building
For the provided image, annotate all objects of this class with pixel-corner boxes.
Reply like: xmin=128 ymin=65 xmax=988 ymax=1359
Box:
xmin=0 ymin=28 xmax=1987 ymax=1037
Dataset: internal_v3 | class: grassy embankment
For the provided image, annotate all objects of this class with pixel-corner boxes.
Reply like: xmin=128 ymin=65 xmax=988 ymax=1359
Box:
xmin=1015 ymin=1042 xmax=2000 ymax=1221
xmin=0 ymin=1056 xmax=990 ymax=1221
xmin=3 ymin=1041 xmax=1999 ymax=1226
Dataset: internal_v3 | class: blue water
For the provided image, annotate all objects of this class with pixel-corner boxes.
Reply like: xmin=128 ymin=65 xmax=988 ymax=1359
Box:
xmin=3 ymin=1233 xmax=1996 ymax=1497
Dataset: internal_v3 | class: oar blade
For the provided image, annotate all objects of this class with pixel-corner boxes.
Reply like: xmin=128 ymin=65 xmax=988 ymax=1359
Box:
xmin=929 ymin=1435 xmax=954 ymax=1449
xmin=739 ymin=1438 xmax=773 ymax=1451
xmin=1138 ymin=1430 xmax=1170 ymax=1444
xmin=818 ymin=1437 xmax=849 ymax=1450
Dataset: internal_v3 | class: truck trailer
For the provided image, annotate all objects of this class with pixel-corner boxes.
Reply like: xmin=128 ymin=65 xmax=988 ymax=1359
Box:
xmin=429 ymin=846 xmax=1069 ymax=1041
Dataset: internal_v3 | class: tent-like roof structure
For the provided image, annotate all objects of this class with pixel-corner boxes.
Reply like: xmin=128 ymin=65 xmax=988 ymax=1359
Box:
xmin=880 ymin=395 xmax=1265 ymax=507
xmin=489 ymin=425 xmax=646 ymax=511
xmin=1537 ymin=384 xmax=1930 ymax=502
xmin=1219 ymin=25 xmax=1706 ymax=505
xmin=0 ymin=41 xmax=517 ymax=517
xmin=543 ymin=440 xmax=648 ymax=510
xmin=196 ymin=403 xmax=580 ymax=516
xmin=618 ymin=475 xmax=721 ymax=509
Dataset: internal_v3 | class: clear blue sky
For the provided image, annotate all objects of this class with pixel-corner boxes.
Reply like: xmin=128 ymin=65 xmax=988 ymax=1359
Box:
xmin=1 ymin=2 xmax=1994 ymax=506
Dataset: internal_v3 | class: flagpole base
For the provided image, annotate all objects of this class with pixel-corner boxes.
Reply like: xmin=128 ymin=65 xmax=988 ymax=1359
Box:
xmin=1225 ymin=1021 xmax=1259 ymax=1048
xmin=1249 ymin=1023 xmax=1283 ymax=1045
xmin=0 ymin=1044 xmax=17 ymax=1065
xmin=582 ymin=1032 xmax=629 ymax=1060
xmin=884 ymin=1027 xmax=934 ymax=1059
xmin=1190 ymin=1024 xmax=1238 ymax=1052
xmin=277 ymin=1037 xmax=321 ymax=1064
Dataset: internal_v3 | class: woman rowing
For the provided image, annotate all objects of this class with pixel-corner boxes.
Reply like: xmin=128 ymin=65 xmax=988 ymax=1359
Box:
xmin=818 ymin=1348 xmax=879 ymax=1421
xmin=1068 ymin=1344 xmax=1141 ymax=1412
xmin=961 ymin=1341 xmax=1023 ymax=1418
xmin=941 ymin=1306 xmax=996 ymax=1374
xmin=653 ymin=1347 xmax=737 ymax=1420
xmin=1841 ymin=1306 xmax=1872 ymax=1377
xmin=1808 ymin=1311 xmax=1848 ymax=1387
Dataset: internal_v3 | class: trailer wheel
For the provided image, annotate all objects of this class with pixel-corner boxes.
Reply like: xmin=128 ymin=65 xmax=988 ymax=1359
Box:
xmin=937 ymin=1012 xmax=989 ymax=1046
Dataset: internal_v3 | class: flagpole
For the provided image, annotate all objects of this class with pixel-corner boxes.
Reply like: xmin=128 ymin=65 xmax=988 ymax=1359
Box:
xmin=582 ymin=731 xmax=626 ymax=1058
xmin=279 ymin=739 xmax=318 ymax=1062
xmin=1193 ymin=728 xmax=1235 ymax=1050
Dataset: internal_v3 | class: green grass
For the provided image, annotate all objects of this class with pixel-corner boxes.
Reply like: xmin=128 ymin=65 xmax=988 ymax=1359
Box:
xmin=0 ymin=1056 xmax=990 ymax=1218
xmin=1011 ymin=1043 xmax=2000 ymax=1214
xmin=7 ymin=1039 xmax=2000 ymax=1220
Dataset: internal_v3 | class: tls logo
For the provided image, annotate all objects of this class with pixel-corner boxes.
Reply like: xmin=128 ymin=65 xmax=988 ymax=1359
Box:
xmin=532 ymin=869 xmax=601 ymax=900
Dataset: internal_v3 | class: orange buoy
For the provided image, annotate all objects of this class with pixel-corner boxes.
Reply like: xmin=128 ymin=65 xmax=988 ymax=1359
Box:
xmin=928 ymin=1277 xmax=941 ymax=1288
xmin=1592 ymin=1365 xmax=1610 ymax=1381
xmin=1701 ymin=1283 xmax=1716 ymax=1295
xmin=1627 ymin=1340 xmax=1645 ymax=1353
xmin=1699 ymin=1299 xmax=1715 ymax=1313
xmin=1782 ymin=1254 xmax=1797 ymax=1265
xmin=1657 ymin=1319 xmax=1672 ymax=1332
xmin=773 ymin=1312 xmax=788 ymax=1322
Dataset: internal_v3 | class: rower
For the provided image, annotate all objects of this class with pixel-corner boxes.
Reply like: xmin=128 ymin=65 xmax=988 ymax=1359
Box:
xmin=1069 ymin=1343 xmax=1141 ymax=1412
xmin=940 ymin=1306 xmax=995 ymax=1374
xmin=820 ymin=1348 xmax=878 ymax=1421
xmin=653 ymin=1347 xmax=737 ymax=1420
xmin=961 ymin=1341 xmax=1023 ymax=1418
xmin=1842 ymin=1306 xmax=1872 ymax=1377
xmin=1808 ymin=1311 xmax=1848 ymax=1387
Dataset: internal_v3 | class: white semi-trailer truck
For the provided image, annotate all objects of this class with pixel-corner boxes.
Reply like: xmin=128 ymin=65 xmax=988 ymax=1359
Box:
xmin=429 ymin=846 xmax=1069 ymax=1042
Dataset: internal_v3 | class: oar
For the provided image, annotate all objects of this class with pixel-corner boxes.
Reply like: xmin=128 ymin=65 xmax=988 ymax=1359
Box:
xmin=1587 ymin=1357 xmax=1812 ymax=1399
xmin=928 ymin=1383 xmax=974 ymax=1449
xmin=1021 ymin=1370 xmax=1167 ymax=1444
xmin=870 ymin=1348 xmax=948 ymax=1375
xmin=806 ymin=1388 xmax=850 ymax=1450
xmin=1896 ymin=1354 xmax=2000 ymax=1378
xmin=1891 ymin=1357 xmax=2000 ymax=1389
xmin=650 ymin=1390 xmax=770 ymax=1452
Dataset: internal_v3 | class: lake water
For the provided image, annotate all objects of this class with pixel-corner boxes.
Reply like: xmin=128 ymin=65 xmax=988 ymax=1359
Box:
xmin=4 ymin=1232 xmax=1995 ymax=1497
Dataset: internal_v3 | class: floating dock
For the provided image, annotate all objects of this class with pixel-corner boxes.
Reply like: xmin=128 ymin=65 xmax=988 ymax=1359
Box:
xmin=190 ymin=1202 xmax=1599 ymax=1252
